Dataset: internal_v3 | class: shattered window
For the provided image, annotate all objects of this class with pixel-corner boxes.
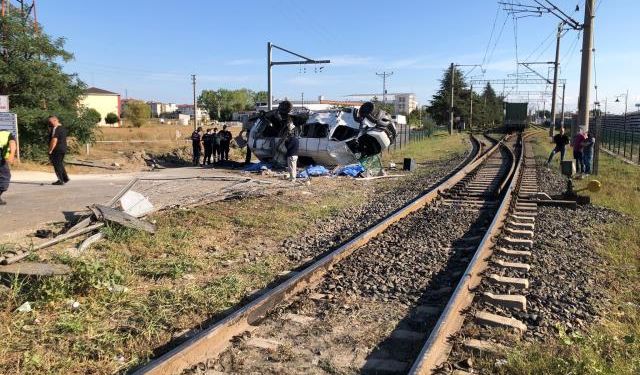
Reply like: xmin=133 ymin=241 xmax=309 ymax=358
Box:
xmin=301 ymin=122 xmax=329 ymax=138
xmin=331 ymin=125 xmax=359 ymax=141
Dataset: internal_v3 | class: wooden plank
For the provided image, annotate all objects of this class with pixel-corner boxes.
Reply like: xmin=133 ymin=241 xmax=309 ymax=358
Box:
xmin=94 ymin=205 xmax=156 ymax=233
xmin=0 ymin=262 xmax=71 ymax=276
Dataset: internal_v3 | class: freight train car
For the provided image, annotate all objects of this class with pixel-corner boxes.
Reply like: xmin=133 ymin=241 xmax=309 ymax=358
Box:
xmin=504 ymin=102 xmax=529 ymax=132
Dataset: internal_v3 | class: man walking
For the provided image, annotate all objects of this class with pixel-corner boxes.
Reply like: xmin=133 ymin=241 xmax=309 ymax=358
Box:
xmin=48 ymin=116 xmax=69 ymax=185
xmin=191 ymin=127 xmax=203 ymax=166
xmin=0 ymin=129 xmax=17 ymax=205
xmin=546 ymin=127 xmax=570 ymax=166
xmin=285 ymin=132 xmax=299 ymax=182
xmin=582 ymin=131 xmax=596 ymax=176
xmin=218 ymin=125 xmax=232 ymax=162
xmin=572 ymin=128 xmax=587 ymax=176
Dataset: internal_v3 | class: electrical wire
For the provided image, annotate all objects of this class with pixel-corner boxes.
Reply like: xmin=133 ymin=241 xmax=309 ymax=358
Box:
xmin=486 ymin=14 xmax=509 ymax=70
xmin=481 ymin=4 xmax=501 ymax=68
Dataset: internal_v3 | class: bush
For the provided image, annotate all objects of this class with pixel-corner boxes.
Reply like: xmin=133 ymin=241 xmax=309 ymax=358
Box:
xmin=85 ymin=108 xmax=101 ymax=125
xmin=123 ymin=100 xmax=150 ymax=128
xmin=105 ymin=112 xmax=119 ymax=125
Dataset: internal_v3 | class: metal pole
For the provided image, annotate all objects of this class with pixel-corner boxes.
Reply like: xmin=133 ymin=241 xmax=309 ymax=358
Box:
xmin=267 ymin=42 xmax=272 ymax=110
xmin=191 ymin=74 xmax=197 ymax=131
xmin=560 ymin=83 xmax=566 ymax=130
xmin=577 ymin=0 xmax=596 ymax=134
xmin=301 ymin=92 xmax=304 ymax=108
xmin=449 ymin=63 xmax=454 ymax=135
xmin=623 ymin=90 xmax=628 ymax=157
xmin=470 ymin=83 xmax=473 ymax=131
xmin=550 ymin=22 xmax=563 ymax=137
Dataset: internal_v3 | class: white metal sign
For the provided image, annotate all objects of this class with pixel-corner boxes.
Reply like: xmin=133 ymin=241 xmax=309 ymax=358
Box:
xmin=0 ymin=96 xmax=8 ymax=112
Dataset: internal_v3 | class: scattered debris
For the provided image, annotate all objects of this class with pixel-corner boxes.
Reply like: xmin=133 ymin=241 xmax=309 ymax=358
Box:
xmin=67 ymin=159 xmax=122 ymax=170
xmin=90 ymin=204 xmax=156 ymax=233
xmin=0 ymin=262 xmax=72 ymax=276
xmin=15 ymin=302 xmax=32 ymax=313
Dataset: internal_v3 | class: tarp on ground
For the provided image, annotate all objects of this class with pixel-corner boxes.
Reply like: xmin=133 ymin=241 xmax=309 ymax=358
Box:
xmin=334 ymin=163 xmax=365 ymax=177
xmin=297 ymin=165 xmax=330 ymax=179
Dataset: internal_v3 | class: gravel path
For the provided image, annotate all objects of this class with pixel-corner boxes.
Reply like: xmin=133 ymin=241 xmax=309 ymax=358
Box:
xmin=283 ymin=153 xmax=471 ymax=264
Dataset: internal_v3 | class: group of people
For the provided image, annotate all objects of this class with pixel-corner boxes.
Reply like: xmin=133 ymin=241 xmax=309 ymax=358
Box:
xmin=546 ymin=127 xmax=596 ymax=176
xmin=191 ymin=125 xmax=233 ymax=166
xmin=0 ymin=115 xmax=68 ymax=205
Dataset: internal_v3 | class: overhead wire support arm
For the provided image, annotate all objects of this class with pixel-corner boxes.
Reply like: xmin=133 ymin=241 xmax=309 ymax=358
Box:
xmin=267 ymin=42 xmax=330 ymax=110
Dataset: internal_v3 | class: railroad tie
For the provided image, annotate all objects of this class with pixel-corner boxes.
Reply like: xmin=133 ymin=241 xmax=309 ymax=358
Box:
xmin=495 ymin=247 xmax=532 ymax=258
xmin=463 ymin=338 xmax=508 ymax=355
xmin=361 ymin=359 xmax=409 ymax=374
xmin=480 ymin=292 xmax=527 ymax=311
xmin=506 ymin=220 xmax=535 ymax=230
xmin=502 ymin=236 xmax=534 ymax=248
xmin=474 ymin=311 xmax=527 ymax=332
xmin=487 ymin=274 xmax=529 ymax=290
xmin=504 ymin=227 xmax=534 ymax=239
xmin=493 ymin=259 xmax=531 ymax=272
xmin=510 ymin=214 xmax=535 ymax=223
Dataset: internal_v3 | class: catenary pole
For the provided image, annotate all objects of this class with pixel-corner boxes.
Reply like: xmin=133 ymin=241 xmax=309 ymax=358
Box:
xmin=550 ymin=22 xmax=563 ymax=137
xmin=450 ymin=63 xmax=455 ymax=135
xmin=576 ymin=0 xmax=595 ymax=135
xmin=376 ymin=72 xmax=394 ymax=104
xmin=191 ymin=74 xmax=197 ymax=131
xmin=267 ymin=42 xmax=272 ymax=110
xmin=560 ymin=83 xmax=566 ymax=129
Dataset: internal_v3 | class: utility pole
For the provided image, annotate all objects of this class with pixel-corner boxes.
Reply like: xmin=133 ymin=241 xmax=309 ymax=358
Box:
xmin=450 ymin=63 xmax=455 ymax=135
xmin=470 ymin=83 xmax=474 ymax=131
xmin=301 ymin=92 xmax=304 ymax=108
xmin=267 ymin=42 xmax=330 ymax=111
xmin=549 ymin=21 xmax=564 ymax=137
xmin=376 ymin=71 xmax=394 ymax=104
xmin=577 ymin=0 xmax=596 ymax=134
xmin=560 ymin=83 xmax=566 ymax=129
xmin=191 ymin=74 xmax=197 ymax=131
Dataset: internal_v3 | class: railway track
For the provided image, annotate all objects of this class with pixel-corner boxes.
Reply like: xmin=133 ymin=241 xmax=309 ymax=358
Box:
xmin=133 ymin=133 xmax=526 ymax=375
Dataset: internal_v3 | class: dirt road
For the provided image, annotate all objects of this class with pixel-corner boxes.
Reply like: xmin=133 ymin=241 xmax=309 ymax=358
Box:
xmin=0 ymin=166 xmax=262 ymax=241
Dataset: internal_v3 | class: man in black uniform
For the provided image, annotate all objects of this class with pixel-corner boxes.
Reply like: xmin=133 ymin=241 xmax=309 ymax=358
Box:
xmin=47 ymin=116 xmax=69 ymax=185
xmin=285 ymin=132 xmax=299 ymax=182
xmin=202 ymin=128 xmax=213 ymax=166
xmin=0 ymin=129 xmax=17 ymax=205
xmin=218 ymin=125 xmax=232 ymax=162
xmin=191 ymin=127 xmax=203 ymax=166
xmin=546 ymin=127 xmax=570 ymax=166
xmin=211 ymin=127 xmax=220 ymax=163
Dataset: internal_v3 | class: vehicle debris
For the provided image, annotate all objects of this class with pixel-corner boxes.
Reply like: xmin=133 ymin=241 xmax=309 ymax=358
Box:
xmin=248 ymin=101 xmax=397 ymax=167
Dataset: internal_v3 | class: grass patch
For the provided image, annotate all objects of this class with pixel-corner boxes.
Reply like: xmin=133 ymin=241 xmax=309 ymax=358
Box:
xmin=384 ymin=131 xmax=469 ymax=164
xmin=480 ymin=131 xmax=640 ymax=375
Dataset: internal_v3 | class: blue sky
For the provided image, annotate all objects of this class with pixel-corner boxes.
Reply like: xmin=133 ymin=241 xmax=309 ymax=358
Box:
xmin=38 ymin=0 xmax=639 ymax=114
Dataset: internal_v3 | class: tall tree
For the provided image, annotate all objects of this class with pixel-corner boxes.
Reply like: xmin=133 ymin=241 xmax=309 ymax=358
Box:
xmin=0 ymin=8 xmax=98 ymax=158
xmin=427 ymin=66 xmax=470 ymax=126
xmin=198 ymin=88 xmax=257 ymax=121
xmin=479 ymin=83 xmax=504 ymax=128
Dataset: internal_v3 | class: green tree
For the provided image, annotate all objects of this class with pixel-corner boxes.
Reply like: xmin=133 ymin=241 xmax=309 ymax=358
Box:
xmin=427 ymin=66 xmax=471 ymax=127
xmin=253 ymin=91 xmax=268 ymax=104
xmin=0 ymin=10 xmax=98 ymax=158
xmin=479 ymin=83 xmax=504 ymax=128
xmin=371 ymin=96 xmax=395 ymax=115
xmin=105 ymin=112 xmax=119 ymax=125
xmin=123 ymin=100 xmax=150 ymax=128
xmin=407 ymin=109 xmax=422 ymax=127
xmin=198 ymin=88 xmax=255 ymax=121
xmin=85 ymin=108 xmax=101 ymax=125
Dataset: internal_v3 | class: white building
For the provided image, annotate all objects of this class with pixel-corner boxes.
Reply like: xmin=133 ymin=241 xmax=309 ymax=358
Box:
xmin=177 ymin=104 xmax=209 ymax=121
xmin=346 ymin=93 xmax=419 ymax=115
xmin=148 ymin=101 xmax=179 ymax=117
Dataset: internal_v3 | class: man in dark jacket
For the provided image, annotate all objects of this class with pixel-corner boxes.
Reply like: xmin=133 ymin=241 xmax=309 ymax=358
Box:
xmin=546 ymin=127 xmax=570 ymax=166
xmin=202 ymin=129 xmax=213 ymax=166
xmin=0 ymin=130 xmax=17 ymax=205
xmin=191 ymin=127 xmax=203 ymax=166
xmin=211 ymin=127 xmax=220 ymax=163
xmin=47 ymin=116 xmax=69 ymax=185
xmin=218 ymin=125 xmax=232 ymax=161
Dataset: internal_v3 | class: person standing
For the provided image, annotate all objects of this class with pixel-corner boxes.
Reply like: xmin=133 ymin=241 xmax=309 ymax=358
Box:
xmin=582 ymin=131 xmax=596 ymax=176
xmin=191 ymin=127 xmax=203 ymax=166
xmin=0 ymin=129 xmax=17 ymax=205
xmin=546 ymin=127 xmax=570 ymax=165
xmin=218 ymin=125 xmax=232 ymax=162
xmin=285 ymin=133 xmax=299 ymax=182
xmin=47 ymin=116 xmax=69 ymax=185
xmin=202 ymin=128 xmax=213 ymax=166
xmin=211 ymin=127 xmax=220 ymax=163
xmin=572 ymin=128 xmax=587 ymax=176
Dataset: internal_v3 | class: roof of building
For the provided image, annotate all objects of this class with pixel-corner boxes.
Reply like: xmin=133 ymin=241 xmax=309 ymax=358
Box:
xmin=85 ymin=87 xmax=119 ymax=96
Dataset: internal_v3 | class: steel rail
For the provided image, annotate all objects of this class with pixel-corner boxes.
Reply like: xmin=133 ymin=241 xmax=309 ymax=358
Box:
xmin=133 ymin=135 xmax=503 ymax=375
xmin=408 ymin=133 xmax=523 ymax=374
